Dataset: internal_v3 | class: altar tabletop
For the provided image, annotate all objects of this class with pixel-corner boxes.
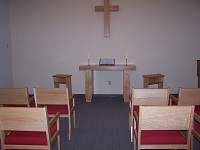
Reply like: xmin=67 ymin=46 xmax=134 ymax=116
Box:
xmin=79 ymin=64 xmax=136 ymax=71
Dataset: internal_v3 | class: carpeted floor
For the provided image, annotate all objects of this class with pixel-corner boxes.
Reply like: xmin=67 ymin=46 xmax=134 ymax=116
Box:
xmin=53 ymin=95 xmax=132 ymax=150
xmin=52 ymin=95 xmax=200 ymax=150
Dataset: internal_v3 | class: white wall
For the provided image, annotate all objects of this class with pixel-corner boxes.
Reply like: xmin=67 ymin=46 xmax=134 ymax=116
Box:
xmin=0 ymin=0 xmax=13 ymax=88
xmin=10 ymin=0 xmax=200 ymax=94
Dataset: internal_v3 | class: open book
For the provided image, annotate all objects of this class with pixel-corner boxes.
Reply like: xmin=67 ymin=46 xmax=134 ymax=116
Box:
xmin=99 ymin=58 xmax=115 ymax=66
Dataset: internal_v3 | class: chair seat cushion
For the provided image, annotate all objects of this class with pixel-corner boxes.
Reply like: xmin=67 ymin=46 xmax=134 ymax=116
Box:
xmin=6 ymin=101 xmax=35 ymax=107
xmin=46 ymin=103 xmax=74 ymax=114
xmin=195 ymin=105 xmax=200 ymax=115
xmin=194 ymin=124 xmax=200 ymax=134
xmin=141 ymin=130 xmax=187 ymax=144
xmin=4 ymin=125 xmax=57 ymax=145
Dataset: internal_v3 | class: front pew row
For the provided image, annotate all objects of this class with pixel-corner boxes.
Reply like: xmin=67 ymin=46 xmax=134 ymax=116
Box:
xmin=0 ymin=87 xmax=200 ymax=149
xmin=129 ymin=88 xmax=200 ymax=150
xmin=0 ymin=87 xmax=75 ymax=150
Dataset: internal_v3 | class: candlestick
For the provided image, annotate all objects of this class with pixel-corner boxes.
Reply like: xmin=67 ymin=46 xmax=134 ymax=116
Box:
xmin=126 ymin=59 xmax=128 ymax=66
xmin=87 ymin=52 xmax=90 ymax=66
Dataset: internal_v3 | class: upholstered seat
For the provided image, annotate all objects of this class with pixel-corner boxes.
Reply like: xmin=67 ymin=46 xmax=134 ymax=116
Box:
xmin=46 ymin=103 xmax=74 ymax=114
xmin=141 ymin=130 xmax=187 ymax=145
xmin=4 ymin=126 xmax=57 ymax=145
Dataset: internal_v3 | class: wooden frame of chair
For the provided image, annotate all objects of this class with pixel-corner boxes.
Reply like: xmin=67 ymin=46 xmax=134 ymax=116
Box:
xmin=170 ymin=88 xmax=200 ymax=105
xmin=0 ymin=107 xmax=60 ymax=150
xmin=129 ymin=88 xmax=170 ymax=142
xmin=134 ymin=106 xmax=194 ymax=150
xmin=170 ymin=88 xmax=200 ymax=149
xmin=0 ymin=87 xmax=34 ymax=107
xmin=192 ymin=117 xmax=200 ymax=150
xmin=33 ymin=88 xmax=76 ymax=140
xmin=170 ymin=88 xmax=200 ymax=121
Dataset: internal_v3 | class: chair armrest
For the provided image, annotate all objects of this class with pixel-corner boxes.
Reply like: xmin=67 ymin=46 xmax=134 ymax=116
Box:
xmin=169 ymin=94 xmax=178 ymax=105
xmin=133 ymin=111 xmax=139 ymax=139
xmin=129 ymin=95 xmax=132 ymax=108
xmin=49 ymin=112 xmax=60 ymax=127
xmin=29 ymin=95 xmax=35 ymax=103
xmin=129 ymin=101 xmax=132 ymax=111
xmin=194 ymin=113 xmax=200 ymax=123
xmin=69 ymin=94 xmax=75 ymax=103
xmin=133 ymin=111 xmax=139 ymax=124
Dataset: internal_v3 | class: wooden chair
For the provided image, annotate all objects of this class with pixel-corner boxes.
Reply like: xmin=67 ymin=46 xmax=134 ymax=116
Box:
xmin=0 ymin=88 xmax=34 ymax=107
xmin=129 ymin=88 xmax=170 ymax=142
xmin=169 ymin=88 xmax=200 ymax=122
xmin=192 ymin=117 xmax=200 ymax=150
xmin=0 ymin=107 xmax=60 ymax=150
xmin=169 ymin=88 xmax=200 ymax=148
xmin=33 ymin=88 xmax=76 ymax=140
xmin=134 ymin=106 xmax=194 ymax=150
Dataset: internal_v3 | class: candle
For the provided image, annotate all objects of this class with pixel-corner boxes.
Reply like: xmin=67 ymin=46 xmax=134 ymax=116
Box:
xmin=126 ymin=52 xmax=127 ymax=59
xmin=88 ymin=52 xmax=90 ymax=60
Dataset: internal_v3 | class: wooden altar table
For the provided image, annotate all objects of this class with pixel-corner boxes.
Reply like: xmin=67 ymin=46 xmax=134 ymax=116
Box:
xmin=79 ymin=65 xmax=136 ymax=102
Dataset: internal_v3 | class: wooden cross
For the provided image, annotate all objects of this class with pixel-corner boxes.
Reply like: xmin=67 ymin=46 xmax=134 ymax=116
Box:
xmin=95 ymin=0 xmax=119 ymax=37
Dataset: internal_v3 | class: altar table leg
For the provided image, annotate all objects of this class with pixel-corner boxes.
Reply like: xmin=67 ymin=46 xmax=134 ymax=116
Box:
xmin=123 ymin=70 xmax=130 ymax=102
xmin=85 ymin=70 xmax=93 ymax=102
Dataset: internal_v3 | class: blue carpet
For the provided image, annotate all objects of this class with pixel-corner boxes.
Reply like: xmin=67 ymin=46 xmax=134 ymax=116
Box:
xmin=53 ymin=96 xmax=132 ymax=150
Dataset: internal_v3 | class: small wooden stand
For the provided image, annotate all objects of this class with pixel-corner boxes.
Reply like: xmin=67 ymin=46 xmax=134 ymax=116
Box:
xmin=143 ymin=74 xmax=164 ymax=88
xmin=52 ymin=74 xmax=72 ymax=96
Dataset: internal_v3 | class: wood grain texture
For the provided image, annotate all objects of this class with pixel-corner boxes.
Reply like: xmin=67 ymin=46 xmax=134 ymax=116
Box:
xmin=95 ymin=0 xmax=119 ymax=37
xmin=79 ymin=65 xmax=136 ymax=71
xmin=0 ymin=107 xmax=60 ymax=150
xmin=33 ymin=88 xmax=76 ymax=140
xmin=0 ymin=88 xmax=31 ymax=106
xmin=79 ymin=65 xmax=136 ymax=102
xmin=136 ymin=106 xmax=194 ymax=149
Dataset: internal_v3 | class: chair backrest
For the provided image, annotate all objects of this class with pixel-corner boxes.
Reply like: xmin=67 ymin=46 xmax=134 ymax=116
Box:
xmin=178 ymin=88 xmax=200 ymax=106
xmin=131 ymin=88 xmax=169 ymax=106
xmin=0 ymin=107 xmax=51 ymax=148
xmin=139 ymin=106 xmax=194 ymax=130
xmin=33 ymin=88 xmax=70 ymax=106
xmin=0 ymin=107 xmax=49 ymax=132
xmin=0 ymin=88 xmax=30 ymax=106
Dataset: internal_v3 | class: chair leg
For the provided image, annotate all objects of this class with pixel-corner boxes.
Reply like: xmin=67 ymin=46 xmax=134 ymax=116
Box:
xmin=73 ymin=110 xmax=76 ymax=128
xmin=191 ymin=134 xmax=194 ymax=150
xmin=68 ymin=117 xmax=71 ymax=140
xmin=133 ymin=133 xmax=136 ymax=150
xmin=58 ymin=132 xmax=61 ymax=150
xmin=131 ymin=126 xmax=133 ymax=142
xmin=130 ymin=116 xmax=133 ymax=142
xmin=129 ymin=113 xmax=131 ymax=130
